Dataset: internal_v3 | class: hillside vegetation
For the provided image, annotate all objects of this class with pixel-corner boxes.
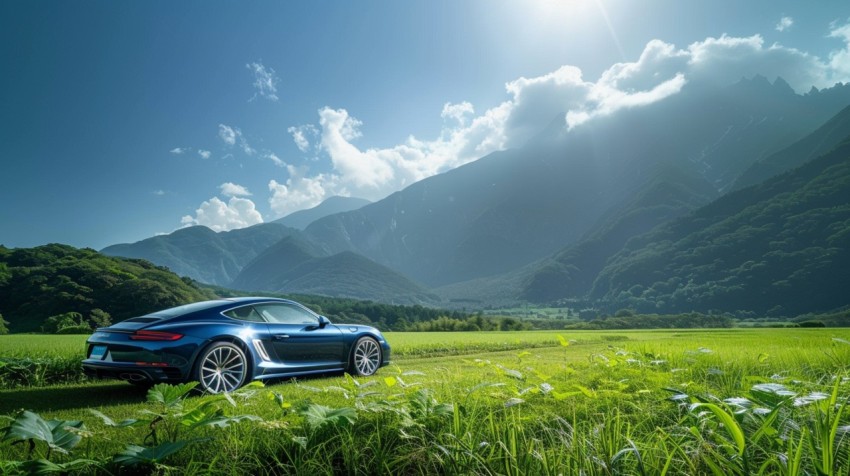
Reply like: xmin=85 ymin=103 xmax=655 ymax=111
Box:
xmin=0 ymin=244 xmax=215 ymax=333
xmin=591 ymin=137 xmax=850 ymax=315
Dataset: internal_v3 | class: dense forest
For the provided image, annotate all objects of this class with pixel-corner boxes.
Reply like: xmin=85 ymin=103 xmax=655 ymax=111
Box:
xmin=0 ymin=244 xmax=216 ymax=333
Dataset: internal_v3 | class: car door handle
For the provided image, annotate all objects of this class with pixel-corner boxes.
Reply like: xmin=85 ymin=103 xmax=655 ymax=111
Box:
xmin=273 ymin=334 xmax=290 ymax=340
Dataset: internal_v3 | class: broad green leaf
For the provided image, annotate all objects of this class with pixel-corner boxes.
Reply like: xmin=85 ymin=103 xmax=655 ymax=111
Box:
xmin=574 ymin=385 xmax=596 ymax=398
xmin=750 ymin=383 xmax=796 ymax=407
xmin=298 ymin=404 xmax=357 ymax=431
xmin=196 ymin=414 xmax=262 ymax=430
xmin=146 ymin=382 xmax=197 ymax=406
xmin=2 ymin=410 xmax=55 ymax=446
xmin=88 ymin=409 xmax=140 ymax=428
xmin=113 ymin=441 xmax=193 ymax=467
xmin=500 ymin=367 xmax=524 ymax=380
xmin=552 ymin=390 xmax=580 ymax=400
xmin=2 ymin=411 xmax=84 ymax=454
xmin=531 ymin=369 xmax=552 ymax=381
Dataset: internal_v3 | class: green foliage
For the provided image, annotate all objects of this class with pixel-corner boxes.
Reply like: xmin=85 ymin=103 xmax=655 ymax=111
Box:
xmin=1 ymin=329 xmax=850 ymax=474
xmin=0 ymin=313 xmax=8 ymax=335
xmin=41 ymin=312 xmax=85 ymax=334
xmin=0 ymin=410 xmax=97 ymax=475
xmin=2 ymin=410 xmax=84 ymax=456
xmin=0 ymin=244 xmax=216 ymax=333
xmin=522 ymin=163 xmax=717 ymax=302
xmin=0 ymin=356 xmax=85 ymax=389
xmin=87 ymin=309 xmax=111 ymax=328
xmin=404 ymin=314 xmax=532 ymax=331
xmin=92 ymin=382 xmax=262 ymax=470
xmin=591 ymin=137 xmax=850 ymax=315
xmin=566 ymin=312 xmax=734 ymax=330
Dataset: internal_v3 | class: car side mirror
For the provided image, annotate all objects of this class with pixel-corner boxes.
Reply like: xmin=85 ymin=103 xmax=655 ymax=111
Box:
xmin=318 ymin=315 xmax=331 ymax=328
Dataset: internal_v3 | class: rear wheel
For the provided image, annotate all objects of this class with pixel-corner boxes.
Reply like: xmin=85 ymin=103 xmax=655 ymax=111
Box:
xmin=194 ymin=342 xmax=249 ymax=393
xmin=349 ymin=337 xmax=381 ymax=376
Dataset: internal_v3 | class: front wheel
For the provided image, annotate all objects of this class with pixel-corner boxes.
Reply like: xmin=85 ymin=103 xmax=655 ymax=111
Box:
xmin=194 ymin=341 xmax=249 ymax=393
xmin=349 ymin=337 xmax=382 ymax=376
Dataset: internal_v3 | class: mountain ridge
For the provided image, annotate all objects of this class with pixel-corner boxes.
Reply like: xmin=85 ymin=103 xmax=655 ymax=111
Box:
xmin=274 ymin=196 xmax=371 ymax=230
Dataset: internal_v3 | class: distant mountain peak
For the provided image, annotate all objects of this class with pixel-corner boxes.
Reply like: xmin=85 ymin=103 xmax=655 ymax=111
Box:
xmin=772 ymin=76 xmax=795 ymax=95
xmin=274 ymin=196 xmax=371 ymax=230
xmin=732 ymin=74 xmax=796 ymax=97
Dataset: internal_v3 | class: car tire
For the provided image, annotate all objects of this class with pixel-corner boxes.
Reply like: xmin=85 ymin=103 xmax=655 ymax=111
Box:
xmin=349 ymin=336 xmax=382 ymax=376
xmin=194 ymin=341 xmax=250 ymax=393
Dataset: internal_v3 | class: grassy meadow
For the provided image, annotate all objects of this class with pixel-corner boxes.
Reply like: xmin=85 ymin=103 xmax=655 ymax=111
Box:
xmin=1 ymin=329 xmax=849 ymax=474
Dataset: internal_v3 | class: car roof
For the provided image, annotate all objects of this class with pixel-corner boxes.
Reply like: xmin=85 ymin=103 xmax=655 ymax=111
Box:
xmin=146 ymin=297 xmax=295 ymax=318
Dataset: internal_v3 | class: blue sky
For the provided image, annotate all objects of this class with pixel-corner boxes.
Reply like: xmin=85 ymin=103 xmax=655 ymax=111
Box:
xmin=2 ymin=0 xmax=850 ymax=250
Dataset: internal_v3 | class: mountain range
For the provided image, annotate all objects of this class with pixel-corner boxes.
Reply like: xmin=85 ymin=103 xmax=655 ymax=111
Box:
xmin=274 ymin=196 xmax=371 ymax=230
xmin=100 ymin=77 xmax=850 ymax=316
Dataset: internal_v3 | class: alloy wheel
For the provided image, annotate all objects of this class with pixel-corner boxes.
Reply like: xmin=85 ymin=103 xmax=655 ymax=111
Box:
xmin=198 ymin=343 xmax=246 ymax=393
xmin=353 ymin=338 xmax=381 ymax=376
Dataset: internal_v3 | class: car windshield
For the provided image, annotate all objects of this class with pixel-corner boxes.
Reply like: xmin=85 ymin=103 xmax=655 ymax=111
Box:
xmin=146 ymin=300 xmax=230 ymax=318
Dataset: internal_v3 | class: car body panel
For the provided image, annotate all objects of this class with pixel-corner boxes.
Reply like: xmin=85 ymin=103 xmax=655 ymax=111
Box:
xmin=82 ymin=297 xmax=391 ymax=390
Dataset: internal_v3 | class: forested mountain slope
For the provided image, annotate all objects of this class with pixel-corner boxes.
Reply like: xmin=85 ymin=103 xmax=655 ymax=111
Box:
xmin=0 ymin=244 xmax=215 ymax=332
xmin=590 ymin=136 xmax=850 ymax=315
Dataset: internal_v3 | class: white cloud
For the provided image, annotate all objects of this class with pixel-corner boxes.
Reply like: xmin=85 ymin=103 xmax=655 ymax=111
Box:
xmin=240 ymin=140 xmax=256 ymax=156
xmin=441 ymin=102 xmax=475 ymax=126
xmin=198 ymin=149 xmax=211 ymax=159
xmin=268 ymin=166 xmax=332 ymax=217
xmin=181 ymin=196 xmax=263 ymax=232
xmin=829 ymin=22 xmax=850 ymax=80
xmin=219 ymin=182 xmax=252 ymax=197
xmin=152 ymin=190 xmax=166 ymax=196
xmin=218 ymin=124 xmax=237 ymax=145
xmin=287 ymin=124 xmax=319 ymax=152
xmin=318 ymin=108 xmax=396 ymax=189
xmin=170 ymin=147 xmax=189 ymax=155
xmin=268 ymin=25 xmax=850 ymax=211
xmin=247 ymin=61 xmax=279 ymax=102
xmin=218 ymin=123 xmax=255 ymax=155
xmin=263 ymin=151 xmax=285 ymax=167
xmin=776 ymin=16 xmax=793 ymax=32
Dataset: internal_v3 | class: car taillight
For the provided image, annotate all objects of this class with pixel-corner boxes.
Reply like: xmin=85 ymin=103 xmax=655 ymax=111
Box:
xmin=130 ymin=330 xmax=184 ymax=341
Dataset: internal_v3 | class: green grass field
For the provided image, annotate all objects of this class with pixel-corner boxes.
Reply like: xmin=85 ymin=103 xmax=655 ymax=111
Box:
xmin=2 ymin=329 xmax=849 ymax=474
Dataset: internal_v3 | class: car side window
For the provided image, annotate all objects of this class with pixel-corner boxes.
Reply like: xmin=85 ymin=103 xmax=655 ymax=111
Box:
xmin=223 ymin=305 xmax=265 ymax=322
xmin=254 ymin=303 xmax=318 ymax=325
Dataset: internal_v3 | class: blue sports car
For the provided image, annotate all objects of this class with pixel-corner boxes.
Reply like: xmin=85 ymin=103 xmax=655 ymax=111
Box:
xmin=82 ymin=297 xmax=391 ymax=393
